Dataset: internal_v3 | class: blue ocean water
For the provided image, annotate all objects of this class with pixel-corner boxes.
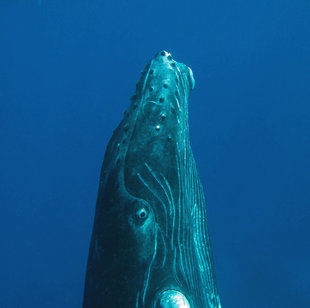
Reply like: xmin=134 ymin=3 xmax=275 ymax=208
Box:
xmin=0 ymin=1 xmax=309 ymax=307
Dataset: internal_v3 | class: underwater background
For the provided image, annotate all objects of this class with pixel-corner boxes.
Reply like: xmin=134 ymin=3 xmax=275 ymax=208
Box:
xmin=1 ymin=0 xmax=309 ymax=307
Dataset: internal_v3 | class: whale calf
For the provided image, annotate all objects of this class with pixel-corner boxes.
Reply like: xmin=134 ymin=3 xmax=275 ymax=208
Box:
xmin=83 ymin=51 xmax=221 ymax=308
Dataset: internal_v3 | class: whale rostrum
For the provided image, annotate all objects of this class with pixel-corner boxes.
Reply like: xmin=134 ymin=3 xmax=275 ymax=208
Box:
xmin=83 ymin=51 xmax=221 ymax=308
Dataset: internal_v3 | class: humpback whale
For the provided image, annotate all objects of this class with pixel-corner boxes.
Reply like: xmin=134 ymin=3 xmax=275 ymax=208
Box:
xmin=83 ymin=51 xmax=221 ymax=308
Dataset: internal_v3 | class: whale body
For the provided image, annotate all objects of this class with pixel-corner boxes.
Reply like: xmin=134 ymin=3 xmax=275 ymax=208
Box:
xmin=83 ymin=51 xmax=221 ymax=308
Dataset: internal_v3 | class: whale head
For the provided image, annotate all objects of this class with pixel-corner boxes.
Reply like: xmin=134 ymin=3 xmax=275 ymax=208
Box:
xmin=83 ymin=51 xmax=220 ymax=308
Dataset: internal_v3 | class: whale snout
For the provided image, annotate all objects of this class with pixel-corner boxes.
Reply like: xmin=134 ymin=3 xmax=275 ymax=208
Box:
xmin=152 ymin=50 xmax=195 ymax=91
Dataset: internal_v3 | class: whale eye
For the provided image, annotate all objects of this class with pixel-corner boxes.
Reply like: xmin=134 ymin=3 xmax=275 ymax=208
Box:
xmin=135 ymin=208 xmax=148 ymax=221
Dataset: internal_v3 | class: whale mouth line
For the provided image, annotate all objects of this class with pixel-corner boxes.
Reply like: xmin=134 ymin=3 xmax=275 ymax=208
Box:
xmin=154 ymin=289 xmax=191 ymax=308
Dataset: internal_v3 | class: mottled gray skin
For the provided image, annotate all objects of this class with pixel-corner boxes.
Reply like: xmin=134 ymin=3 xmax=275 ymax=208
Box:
xmin=83 ymin=51 xmax=221 ymax=308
